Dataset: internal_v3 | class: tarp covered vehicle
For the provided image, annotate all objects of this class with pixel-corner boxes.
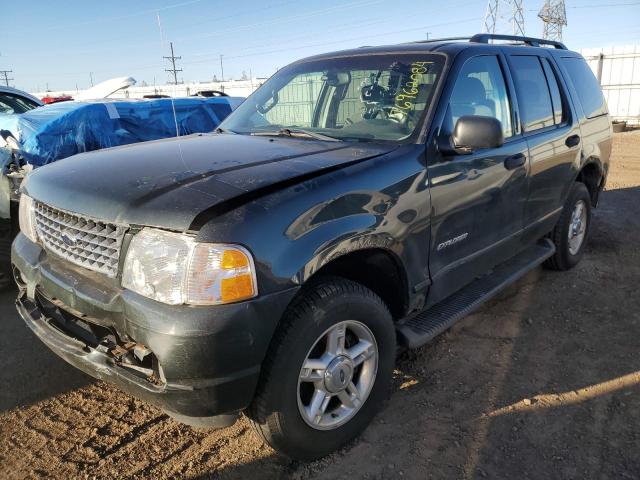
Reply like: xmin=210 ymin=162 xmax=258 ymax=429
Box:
xmin=0 ymin=96 xmax=243 ymax=285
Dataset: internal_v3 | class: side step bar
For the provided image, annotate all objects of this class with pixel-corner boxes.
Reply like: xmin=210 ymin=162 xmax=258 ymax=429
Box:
xmin=397 ymin=239 xmax=555 ymax=349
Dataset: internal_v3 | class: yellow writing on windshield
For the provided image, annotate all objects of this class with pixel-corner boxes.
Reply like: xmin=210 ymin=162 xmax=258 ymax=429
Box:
xmin=392 ymin=61 xmax=432 ymax=113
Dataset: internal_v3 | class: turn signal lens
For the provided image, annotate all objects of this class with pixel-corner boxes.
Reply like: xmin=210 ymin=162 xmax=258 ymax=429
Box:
xmin=221 ymin=274 xmax=255 ymax=303
xmin=221 ymin=249 xmax=250 ymax=269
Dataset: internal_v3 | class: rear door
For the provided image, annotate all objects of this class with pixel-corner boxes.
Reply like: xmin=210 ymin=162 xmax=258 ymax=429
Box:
xmin=426 ymin=52 xmax=530 ymax=306
xmin=504 ymin=51 xmax=582 ymax=242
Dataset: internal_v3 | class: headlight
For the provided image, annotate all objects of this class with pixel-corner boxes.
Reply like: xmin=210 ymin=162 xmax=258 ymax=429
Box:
xmin=122 ymin=228 xmax=257 ymax=305
xmin=18 ymin=194 xmax=38 ymax=244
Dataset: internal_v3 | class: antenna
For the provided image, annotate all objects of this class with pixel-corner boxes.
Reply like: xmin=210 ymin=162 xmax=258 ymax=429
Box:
xmin=538 ymin=0 xmax=567 ymax=41
xmin=163 ymin=42 xmax=183 ymax=85
xmin=483 ymin=0 xmax=526 ymax=36
xmin=0 ymin=70 xmax=14 ymax=87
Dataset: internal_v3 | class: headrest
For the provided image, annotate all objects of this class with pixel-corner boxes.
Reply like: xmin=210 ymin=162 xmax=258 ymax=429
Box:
xmin=454 ymin=77 xmax=487 ymax=104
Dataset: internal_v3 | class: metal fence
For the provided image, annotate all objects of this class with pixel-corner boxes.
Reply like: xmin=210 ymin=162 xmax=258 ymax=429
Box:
xmin=581 ymin=45 xmax=640 ymax=126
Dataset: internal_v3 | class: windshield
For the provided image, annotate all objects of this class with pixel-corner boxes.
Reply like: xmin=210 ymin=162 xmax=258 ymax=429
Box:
xmin=221 ymin=53 xmax=444 ymax=142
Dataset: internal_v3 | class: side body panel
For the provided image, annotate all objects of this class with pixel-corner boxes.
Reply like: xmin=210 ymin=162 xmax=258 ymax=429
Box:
xmin=552 ymin=51 xmax=613 ymax=188
xmin=197 ymin=145 xmax=432 ymax=315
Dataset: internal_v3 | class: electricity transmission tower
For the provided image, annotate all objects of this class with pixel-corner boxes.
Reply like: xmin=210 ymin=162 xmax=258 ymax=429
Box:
xmin=0 ymin=70 xmax=13 ymax=87
xmin=483 ymin=0 xmax=526 ymax=36
xmin=538 ymin=0 xmax=567 ymax=41
xmin=163 ymin=42 xmax=183 ymax=85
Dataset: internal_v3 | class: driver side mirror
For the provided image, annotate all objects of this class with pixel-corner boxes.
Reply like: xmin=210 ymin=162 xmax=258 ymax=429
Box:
xmin=439 ymin=115 xmax=504 ymax=155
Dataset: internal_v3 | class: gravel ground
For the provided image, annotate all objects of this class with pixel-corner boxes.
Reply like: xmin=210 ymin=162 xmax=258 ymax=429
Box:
xmin=1 ymin=132 xmax=639 ymax=480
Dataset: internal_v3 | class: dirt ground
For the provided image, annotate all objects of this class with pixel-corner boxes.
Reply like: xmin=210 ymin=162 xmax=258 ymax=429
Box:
xmin=1 ymin=132 xmax=639 ymax=480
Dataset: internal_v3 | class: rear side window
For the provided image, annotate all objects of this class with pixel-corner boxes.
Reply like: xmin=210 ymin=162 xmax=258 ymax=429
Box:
xmin=561 ymin=57 xmax=607 ymax=119
xmin=509 ymin=56 xmax=554 ymax=132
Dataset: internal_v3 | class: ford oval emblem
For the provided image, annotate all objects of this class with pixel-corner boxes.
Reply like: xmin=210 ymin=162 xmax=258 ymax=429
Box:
xmin=61 ymin=231 xmax=78 ymax=248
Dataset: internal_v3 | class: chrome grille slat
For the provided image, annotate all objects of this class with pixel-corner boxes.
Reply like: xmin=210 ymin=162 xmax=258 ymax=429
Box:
xmin=34 ymin=202 xmax=127 ymax=278
xmin=36 ymin=207 xmax=122 ymax=239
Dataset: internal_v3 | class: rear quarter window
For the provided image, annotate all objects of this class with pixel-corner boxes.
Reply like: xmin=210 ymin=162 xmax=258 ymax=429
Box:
xmin=561 ymin=57 xmax=608 ymax=119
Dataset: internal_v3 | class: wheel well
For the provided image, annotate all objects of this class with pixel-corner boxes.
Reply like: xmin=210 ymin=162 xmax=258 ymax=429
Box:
xmin=310 ymin=249 xmax=408 ymax=320
xmin=576 ymin=162 xmax=603 ymax=206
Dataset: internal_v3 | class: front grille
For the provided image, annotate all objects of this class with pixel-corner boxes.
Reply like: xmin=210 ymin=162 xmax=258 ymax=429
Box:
xmin=34 ymin=202 xmax=127 ymax=277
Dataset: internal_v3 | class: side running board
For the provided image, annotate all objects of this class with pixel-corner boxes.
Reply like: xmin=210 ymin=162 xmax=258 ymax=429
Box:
xmin=397 ymin=239 xmax=555 ymax=349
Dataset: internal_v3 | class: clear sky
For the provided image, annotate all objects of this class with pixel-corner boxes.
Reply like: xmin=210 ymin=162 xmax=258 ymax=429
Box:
xmin=2 ymin=0 xmax=640 ymax=92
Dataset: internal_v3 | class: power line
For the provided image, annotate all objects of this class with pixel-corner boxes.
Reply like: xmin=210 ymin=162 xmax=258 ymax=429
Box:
xmin=181 ymin=16 xmax=479 ymax=67
xmin=163 ymin=42 xmax=182 ymax=85
xmin=0 ymin=70 xmax=13 ymax=87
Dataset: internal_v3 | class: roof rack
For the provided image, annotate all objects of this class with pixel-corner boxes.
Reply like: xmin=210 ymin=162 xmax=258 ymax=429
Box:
xmin=469 ymin=33 xmax=567 ymax=50
xmin=409 ymin=36 xmax=473 ymax=44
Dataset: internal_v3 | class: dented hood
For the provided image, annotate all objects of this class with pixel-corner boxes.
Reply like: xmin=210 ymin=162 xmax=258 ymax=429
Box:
xmin=23 ymin=133 xmax=395 ymax=231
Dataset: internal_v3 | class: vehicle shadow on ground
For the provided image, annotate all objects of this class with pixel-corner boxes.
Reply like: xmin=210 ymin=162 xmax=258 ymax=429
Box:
xmin=197 ymin=187 xmax=640 ymax=479
xmin=0 ymin=284 xmax=93 ymax=412
xmin=464 ymin=186 xmax=640 ymax=479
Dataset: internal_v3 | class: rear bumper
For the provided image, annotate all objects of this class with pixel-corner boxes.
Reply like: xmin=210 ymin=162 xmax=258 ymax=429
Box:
xmin=12 ymin=233 xmax=298 ymax=419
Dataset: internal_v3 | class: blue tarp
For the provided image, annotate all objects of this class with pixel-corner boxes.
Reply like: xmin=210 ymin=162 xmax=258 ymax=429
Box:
xmin=0 ymin=97 xmax=241 ymax=168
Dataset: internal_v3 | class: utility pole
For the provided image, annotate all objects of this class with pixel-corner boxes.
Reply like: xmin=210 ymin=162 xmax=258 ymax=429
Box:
xmin=163 ymin=42 xmax=183 ymax=85
xmin=0 ymin=70 xmax=13 ymax=87
xmin=220 ymin=54 xmax=224 ymax=82
xmin=538 ymin=0 xmax=567 ymax=41
xmin=483 ymin=0 xmax=526 ymax=36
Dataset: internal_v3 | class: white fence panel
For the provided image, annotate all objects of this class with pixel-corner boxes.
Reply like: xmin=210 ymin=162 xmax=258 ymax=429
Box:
xmin=581 ymin=45 xmax=640 ymax=125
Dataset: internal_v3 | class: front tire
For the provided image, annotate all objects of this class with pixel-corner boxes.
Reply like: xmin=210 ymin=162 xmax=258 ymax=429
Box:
xmin=247 ymin=277 xmax=395 ymax=460
xmin=544 ymin=182 xmax=592 ymax=271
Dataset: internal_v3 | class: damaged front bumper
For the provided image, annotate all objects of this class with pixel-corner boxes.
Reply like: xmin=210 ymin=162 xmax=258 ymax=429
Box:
xmin=11 ymin=233 xmax=297 ymax=425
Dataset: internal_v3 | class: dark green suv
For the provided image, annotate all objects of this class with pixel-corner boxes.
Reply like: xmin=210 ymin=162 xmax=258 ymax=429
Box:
xmin=12 ymin=34 xmax=611 ymax=460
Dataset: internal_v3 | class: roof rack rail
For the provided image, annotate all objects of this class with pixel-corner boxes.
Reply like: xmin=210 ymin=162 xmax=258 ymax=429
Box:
xmin=409 ymin=36 xmax=472 ymax=44
xmin=470 ymin=33 xmax=567 ymax=50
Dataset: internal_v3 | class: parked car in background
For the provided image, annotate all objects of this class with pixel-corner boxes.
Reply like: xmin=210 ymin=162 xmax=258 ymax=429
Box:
xmin=12 ymin=34 xmax=611 ymax=460
xmin=41 ymin=95 xmax=73 ymax=104
xmin=0 ymin=95 xmax=243 ymax=287
xmin=0 ymin=86 xmax=43 ymax=115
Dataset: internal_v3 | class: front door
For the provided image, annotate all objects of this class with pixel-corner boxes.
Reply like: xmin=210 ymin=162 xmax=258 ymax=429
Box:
xmin=426 ymin=53 xmax=529 ymax=306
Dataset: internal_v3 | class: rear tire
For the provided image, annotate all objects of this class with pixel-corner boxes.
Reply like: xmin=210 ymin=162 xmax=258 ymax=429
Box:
xmin=544 ymin=182 xmax=592 ymax=271
xmin=247 ymin=277 xmax=395 ymax=461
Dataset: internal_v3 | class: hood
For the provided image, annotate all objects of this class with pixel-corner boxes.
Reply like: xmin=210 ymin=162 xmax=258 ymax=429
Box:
xmin=23 ymin=133 xmax=395 ymax=231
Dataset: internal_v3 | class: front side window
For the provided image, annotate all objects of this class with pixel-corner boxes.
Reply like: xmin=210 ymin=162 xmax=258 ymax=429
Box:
xmin=509 ymin=55 xmax=555 ymax=132
xmin=447 ymin=55 xmax=513 ymax=138
xmin=222 ymin=54 xmax=444 ymax=142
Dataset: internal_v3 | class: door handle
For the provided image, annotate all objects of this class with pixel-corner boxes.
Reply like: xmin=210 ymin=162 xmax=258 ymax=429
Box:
xmin=565 ymin=134 xmax=581 ymax=148
xmin=504 ymin=153 xmax=527 ymax=170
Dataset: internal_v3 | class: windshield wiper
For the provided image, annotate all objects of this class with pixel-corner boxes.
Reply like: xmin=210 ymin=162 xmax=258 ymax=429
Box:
xmin=215 ymin=127 xmax=236 ymax=134
xmin=252 ymin=128 xmax=340 ymax=142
